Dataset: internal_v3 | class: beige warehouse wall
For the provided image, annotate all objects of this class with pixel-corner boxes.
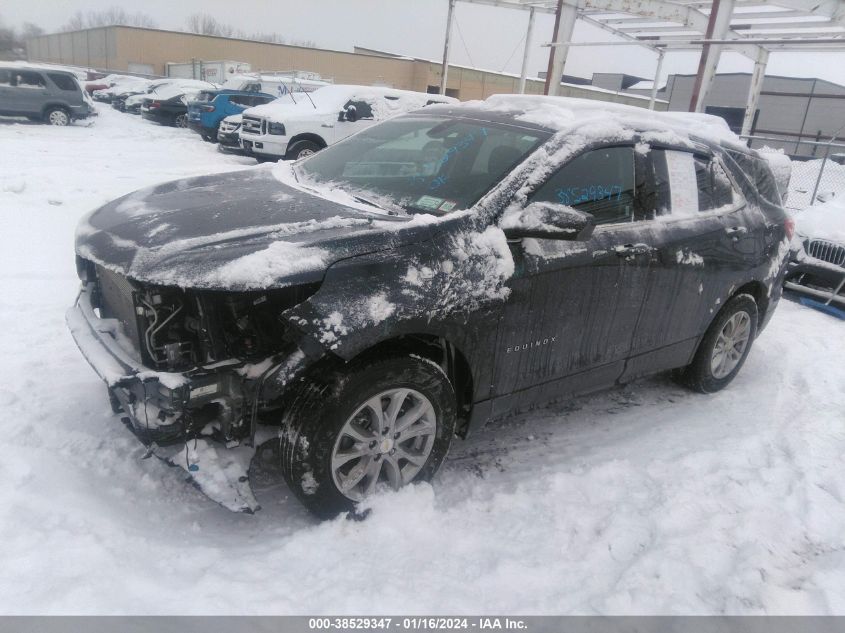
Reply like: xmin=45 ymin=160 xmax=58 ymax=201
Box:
xmin=25 ymin=26 xmax=666 ymax=110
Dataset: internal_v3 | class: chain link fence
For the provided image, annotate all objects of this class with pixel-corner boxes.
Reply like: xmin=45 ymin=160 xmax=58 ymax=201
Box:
xmin=742 ymin=134 xmax=845 ymax=211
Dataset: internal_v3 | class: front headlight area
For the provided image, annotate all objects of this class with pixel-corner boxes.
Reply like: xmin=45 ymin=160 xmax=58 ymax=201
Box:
xmin=267 ymin=121 xmax=286 ymax=135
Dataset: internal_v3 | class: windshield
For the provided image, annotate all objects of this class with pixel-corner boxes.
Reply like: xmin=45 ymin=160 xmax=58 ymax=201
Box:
xmin=296 ymin=115 xmax=549 ymax=214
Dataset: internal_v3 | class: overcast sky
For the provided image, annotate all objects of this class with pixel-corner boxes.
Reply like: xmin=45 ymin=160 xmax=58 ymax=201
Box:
xmin=4 ymin=0 xmax=845 ymax=87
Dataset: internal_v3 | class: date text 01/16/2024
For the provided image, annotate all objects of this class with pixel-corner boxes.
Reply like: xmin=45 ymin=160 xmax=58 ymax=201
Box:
xmin=308 ymin=617 xmax=528 ymax=630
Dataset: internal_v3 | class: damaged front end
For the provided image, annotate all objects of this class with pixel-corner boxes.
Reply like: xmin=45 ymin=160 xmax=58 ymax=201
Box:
xmin=66 ymin=258 xmax=319 ymax=512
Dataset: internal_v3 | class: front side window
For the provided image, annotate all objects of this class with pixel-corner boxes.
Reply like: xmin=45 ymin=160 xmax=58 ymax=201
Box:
xmin=531 ymin=146 xmax=641 ymax=225
xmin=344 ymin=99 xmax=374 ymax=120
xmin=0 ymin=69 xmax=10 ymax=85
xmin=297 ymin=115 xmax=549 ymax=214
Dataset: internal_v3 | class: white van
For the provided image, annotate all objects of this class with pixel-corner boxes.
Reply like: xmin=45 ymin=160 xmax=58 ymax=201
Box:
xmin=222 ymin=71 xmax=330 ymax=100
xmin=238 ymin=84 xmax=458 ymax=161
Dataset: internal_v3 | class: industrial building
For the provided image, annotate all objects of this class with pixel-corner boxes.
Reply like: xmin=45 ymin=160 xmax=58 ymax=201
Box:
xmin=23 ymin=25 xmax=664 ymax=109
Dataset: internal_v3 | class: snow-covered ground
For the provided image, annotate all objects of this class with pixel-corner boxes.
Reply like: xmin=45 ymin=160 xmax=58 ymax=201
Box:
xmin=1 ymin=107 xmax=844 ymax=615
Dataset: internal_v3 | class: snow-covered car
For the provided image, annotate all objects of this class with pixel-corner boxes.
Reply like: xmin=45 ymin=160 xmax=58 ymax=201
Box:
xmin=784 ymin=197 xmax=845 ymax=313
xmin=238 ymin=84 xmax=457 ymax=161
xmin=140 ymin=80 xmax=217 ymax=127
xmin=67 ymin=95 xmax=793 ymax=519
xmin=0 ymin=63 xmax=95 ymax=126
xmin=216 ymin=113 xmax=245 ymax=154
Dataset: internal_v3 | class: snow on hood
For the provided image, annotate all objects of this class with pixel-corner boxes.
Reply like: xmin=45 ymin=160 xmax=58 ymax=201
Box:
xmin=75 ymin=166 xmax=439 ymax=291
xmin=243 ymin=84 xmax=453 ymax=122
xmin=794 ymin=198 xmax=845 ymax=243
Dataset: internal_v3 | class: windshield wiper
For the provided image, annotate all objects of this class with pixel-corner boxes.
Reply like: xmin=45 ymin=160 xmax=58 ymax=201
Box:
xmin=352 ymin=195 xmax=398 ymax=215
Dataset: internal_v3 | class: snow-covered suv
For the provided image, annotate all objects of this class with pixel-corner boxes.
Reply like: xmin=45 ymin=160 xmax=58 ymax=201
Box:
xmin=68 ymin=95 xmax=792 ymax=519
xmin=238 ymin=84 xmax=457 ymax=160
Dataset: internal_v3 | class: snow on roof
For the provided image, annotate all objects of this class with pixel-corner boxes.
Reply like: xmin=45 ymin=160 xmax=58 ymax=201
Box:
xmin=244 ymin=84 xmax=456 ymax=120
xmin=150 ymin=79 xmax=217 ymax=100
xmin=0 ymin=60 xmax=86 ymax=79
xmin=473 ymin=94 xmax=738 ymax=145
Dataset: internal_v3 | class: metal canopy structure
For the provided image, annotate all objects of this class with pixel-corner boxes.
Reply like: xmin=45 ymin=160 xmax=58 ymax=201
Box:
xmin=441 ymin=0 xmax=845 ymax=135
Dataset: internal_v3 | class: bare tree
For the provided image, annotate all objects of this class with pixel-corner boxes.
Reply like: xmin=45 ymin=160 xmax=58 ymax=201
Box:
xmin=186 ymin=13 xmax=234 ymax=37
xmin=61 ymin=7 xmax=157 ymax=31
xmin=21 ymin=22 xmax=44 ymax=39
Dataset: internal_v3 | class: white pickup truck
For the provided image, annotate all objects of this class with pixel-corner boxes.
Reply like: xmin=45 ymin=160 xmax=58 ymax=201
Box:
xmin=238 ymin=84 xmax=457 ymax=161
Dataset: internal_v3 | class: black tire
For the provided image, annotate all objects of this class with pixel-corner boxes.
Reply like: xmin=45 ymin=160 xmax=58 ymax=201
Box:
xmin=173 ymin=113 xmax=188 ymax=128
xmin=678 ymin=293 xmax=758 ymax=393
xmin=280 ymin=355 xmax=456 ymax=519
xmin=201 ymin=134 xmax=216 ymax=143
xmin=44 ymin=106 xmax=70 ymax=126
xmin=285 ymin=139 xmax=322 ymax=161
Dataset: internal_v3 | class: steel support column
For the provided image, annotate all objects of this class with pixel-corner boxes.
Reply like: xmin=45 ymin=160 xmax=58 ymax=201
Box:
xmin=689 ymin=0 xmax=735 ymax=112
xmin=740 ymin=47 xmax=769 ymax=137
xmin=544 ymin=1 xmax=578 ymax=96
xmin=518 ymin=6 xmax=537 ymax=94
xmin=649 ymin=49 xmax=665 ymax=110
xmin=440 ymin=0 xmax=457 ymax=95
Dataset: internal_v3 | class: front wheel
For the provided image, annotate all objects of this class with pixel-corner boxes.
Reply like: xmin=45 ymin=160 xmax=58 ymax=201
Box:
xmin=678 ymin=293 xmax=758 ymax=393
xmin=280 ymin=356 xmax=456 ymax=519
xmin=285 ymin=139 xmax=322 ymax=161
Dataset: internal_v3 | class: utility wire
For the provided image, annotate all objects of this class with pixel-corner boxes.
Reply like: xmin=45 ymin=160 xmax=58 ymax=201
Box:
xmin=500 ymin=32 xmax=527 ymax=73
xmin=453 ymin=14 xmax=476 ymax=69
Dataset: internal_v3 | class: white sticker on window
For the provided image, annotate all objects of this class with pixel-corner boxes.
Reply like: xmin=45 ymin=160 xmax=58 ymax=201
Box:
xmin=665 ymin=151 xmax=699 ymax=215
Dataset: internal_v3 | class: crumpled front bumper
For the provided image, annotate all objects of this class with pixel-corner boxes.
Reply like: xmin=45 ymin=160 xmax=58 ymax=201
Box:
xmin=65 ymin=285 xmax=226 ymax=445
xmin=65 ymin=284 xmax=312 ymax=512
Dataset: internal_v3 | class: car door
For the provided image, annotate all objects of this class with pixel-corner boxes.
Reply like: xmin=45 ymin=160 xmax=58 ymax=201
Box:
xmin=491 ymin=143 xmax=656 ymax=413
xmin=0 ymin=68 xmax=15 ymax=113
xmin=9 ymin=70 xmax=48 ymax=115
xmin=621 ymin=144 xmax=749 ymax=381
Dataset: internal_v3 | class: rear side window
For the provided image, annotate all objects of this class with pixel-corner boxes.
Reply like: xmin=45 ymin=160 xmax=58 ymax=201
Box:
xmin=13 ymin=71 xmax=46 ymax=88
xmin=48 ymin=74 xmax=78 ymax=91
xmin=254 ymin=95 xmax=274 ymax=106
xmin=0 ymin=69 xmax=11 ymax=85
xmin=725 ymin=149 xmax=782 ymax=206
xmin=531 ymin=146 xmax=641 ymax=225
xmin=194 ymin=91 xmax=215 ymax=103
xmin=649 ymin=149 xmax=737 ymax=215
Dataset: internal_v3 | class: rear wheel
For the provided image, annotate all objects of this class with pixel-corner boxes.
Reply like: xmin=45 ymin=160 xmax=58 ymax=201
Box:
xmin=173 ymin=113 xmax=188 ymax=128
xmin=678 ymin=293 xmax=758 ymax=393
xmin=45 ymin=107 xmax=70 ymax=126
xmin=285 ymin=139 xmax=322 ymax=161
xmin=280 ymin=356 xmax=456 ymax=519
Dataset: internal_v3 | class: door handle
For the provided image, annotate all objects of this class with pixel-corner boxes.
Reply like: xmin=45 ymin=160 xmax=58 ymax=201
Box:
xmin=321 ymin=123 xmax=334 ymax=128
xmin=614 ymin=243 xmax=652 ymax=257
xmin=725 ymin=226 xmax=747 ymax=236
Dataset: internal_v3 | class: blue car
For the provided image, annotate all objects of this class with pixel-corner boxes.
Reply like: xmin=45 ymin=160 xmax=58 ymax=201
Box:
xmin=187 ymin=89 xmax=276 ymax=142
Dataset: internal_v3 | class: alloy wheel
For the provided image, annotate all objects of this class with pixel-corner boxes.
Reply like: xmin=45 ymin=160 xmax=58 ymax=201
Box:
xmin=710 ymin=311 xmax=751 ymax=379
xmin=330 ymin=388 xmax=437 ymax=501
xmin=48 ymin=110 xmax=69 ymax=126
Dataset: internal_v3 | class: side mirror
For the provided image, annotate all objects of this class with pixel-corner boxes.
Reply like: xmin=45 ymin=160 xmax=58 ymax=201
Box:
xmin=501 ymin=202 xmax=595 ymax=241
xmin=344 ymin=104 xmax=358 ymax=123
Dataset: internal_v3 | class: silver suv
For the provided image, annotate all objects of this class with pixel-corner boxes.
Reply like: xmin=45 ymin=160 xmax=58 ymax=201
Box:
xmin=0 ymin=64 xmax=95 ymax=126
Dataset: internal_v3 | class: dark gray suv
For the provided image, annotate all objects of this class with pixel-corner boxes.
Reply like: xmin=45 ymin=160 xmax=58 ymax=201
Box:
xmin=68 ymin=96 xmax=792 ymax=518
xmin=0 ymin=64 xmax=95 ymax=125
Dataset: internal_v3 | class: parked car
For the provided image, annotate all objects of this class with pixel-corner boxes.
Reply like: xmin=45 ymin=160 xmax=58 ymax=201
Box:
xmin=784 ymin=198 xmax=845 ymax=315
xmin=0 ymin=63 xmax=95 ymax=125
xmin=216 ymin=114 xmax=245 ymax=154
xmin=93 ymin=77 xmax=149 ymax=103
xmin=140 ymin=80 xmax=217 ymax=127
xmin=86 ymin=73 xmax=135 ymax=97
xmin=67 ymin=95 xmax=792 ymax=518
xmin=187 ymin=89 xmax=275 ymax=142
xmin=238 ymin=84 xmax=458 ymax=161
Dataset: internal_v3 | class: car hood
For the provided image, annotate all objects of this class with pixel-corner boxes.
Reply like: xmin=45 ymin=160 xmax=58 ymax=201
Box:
xmin=76 ymin=166 xmax=439 ymax=290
